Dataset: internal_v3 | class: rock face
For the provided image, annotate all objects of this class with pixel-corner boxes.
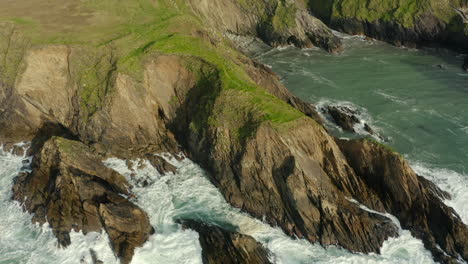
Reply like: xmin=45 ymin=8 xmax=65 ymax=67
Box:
xmin=188 ymin=0 xmax=343 ymax=53
xmin=243 ymin=59 xmax=323 ymax=124
xmin=464 ymin=55 xmax=468 ymax=71
xmin=322 ymin=105 xmax=380 ymax=138
xmin=324 ymin=105 xmax=360 ymax=132
xmin=172 ymin=100 xmax=400 ymax=254
xmin=180 ymin=220 xmax=272 ymax=264
xmin=309 ymin=0 xmax=468 ymax=51
xmin=2 ymin=7 xmax=468 ymax=263
xmin=338 ymin=139 xmax=468 ymax=264
xmin=169 ymin=70 xmax=468 ymax=263
xmin=12 ymin=135 xmax=153 ymax=264
xmin=0 ymin=43 xmax=179 ymax=158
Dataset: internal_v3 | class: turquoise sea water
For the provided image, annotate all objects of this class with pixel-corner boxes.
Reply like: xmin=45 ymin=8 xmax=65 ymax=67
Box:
xmin=258 ymin=36 xmax=468 ymax=224
xmin=0 ymin=36 xmax=467 ymax=263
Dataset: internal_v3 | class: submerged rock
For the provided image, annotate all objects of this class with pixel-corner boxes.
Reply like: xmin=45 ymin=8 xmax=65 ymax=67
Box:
xmin=179 ymin=220 xmax=272 ymax=264
xmin=12 ymin=136 xmax=153 ymax=264
xmin=322 ymin=105 xmax=384 ymax=139
xmin=325 ymin=105 xmax=360 ymax=132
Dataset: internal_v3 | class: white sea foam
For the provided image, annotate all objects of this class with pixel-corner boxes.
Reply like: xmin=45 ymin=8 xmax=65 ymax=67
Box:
xmin=0 ymin=147 xmax=117 ymax=264
xmin=104 ymin=154 xmax=436 ymax=264
xmin=410 ymin=162 xmax=468 ymax=224
xmin=316 ymin=99 xmax=384 ymax=141
xmin=374 ymin=90 xmax=409 ymax=105
xmin=0 ymin=147 xmax=451 ymax=264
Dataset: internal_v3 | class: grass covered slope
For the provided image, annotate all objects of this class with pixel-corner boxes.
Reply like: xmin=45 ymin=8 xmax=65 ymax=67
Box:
xmin=0 ymin=0 xmax=305 ymax=141
xmin=187 ymin=0 xmax=343 ymax=52
xmin=308 ymin=0 xmax=468 ymax=49
xmin=1 ymin=2 xmax=468 ymax=264
xmin=333 ymin=0 xmax=463 ymax=27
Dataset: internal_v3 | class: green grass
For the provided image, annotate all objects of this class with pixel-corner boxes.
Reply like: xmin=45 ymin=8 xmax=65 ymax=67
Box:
xmin=330 ymin=0 xmax=462 ymax=28
xmin=364 ymin=138 xmax=398 ymax=154
xmin=272 ymin=1 xmax=298 ymax=31
xmin=0 ymin=0 xmax=305 ymax=144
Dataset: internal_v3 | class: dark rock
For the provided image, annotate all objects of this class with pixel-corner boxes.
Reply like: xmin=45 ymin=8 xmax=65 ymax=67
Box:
xmin=464 ymin=56 xmax=468 ymax=71
xmin=145 ymin=154 xmax=177 ymax=174
xmin=90 ymin=249 xmax=104 ymax=264
xmin=12 ymin=137 xmax=152 ymax=264
xmin=417 ymin=175 xmax=451 ymax=200
xmin=167 ymin=58 xmax=467 ymax=262
xmin=179 ymin=220 xmax=272 ymax=264
xmin=172 ymin=105 xmax=399 ymax=255
xmin=187 ymin=0 xmax=343 ymax=53
xmin=326 ymin=105 xmax=360 ymax=132
xmin=327 ymin=9 xmax=468 ymax=52
xmin=337 ymin=138 xmax=468 ymax=264
xmin=364 ymin=123 xmax=374 ymax=134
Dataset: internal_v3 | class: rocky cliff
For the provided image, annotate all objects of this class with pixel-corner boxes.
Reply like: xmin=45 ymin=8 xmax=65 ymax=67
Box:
xmin=338 ymin=139 xmax=468 ymax=263
xmin=188 ymin=0 xmax=343 ymax=52
xmin=180 ymin=220 xmax=272 ymax=264
xmin=12 ymin=134 xmax=153 ymax=264
xmin=309 ymin=0 xmax=468 ymax=51
xmin=1 ymin=1 xmax=468 ymax=264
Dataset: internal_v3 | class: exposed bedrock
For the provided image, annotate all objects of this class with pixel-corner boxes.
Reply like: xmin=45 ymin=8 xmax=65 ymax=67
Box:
xmin=166 ymin=61 xmax=468 ymax=263
xmin=309 ymin=0 xmax=468 ymax=52
xmin=323 ymin=105 xmax=360 ymax=132
xmin=179 ymin=220 xmax=272 ymax=264
xmin=12 ymin=134 xmax=153 ymax=264
xmin=187 ymin=0 xmax=343 ymax=53
xmin=2 ymin=34 xmax=468 ymax=263
xmin=337 ymin=139 xmax=468 ymax=263
xmin=0 ymin=44 xmax=180 ymax=158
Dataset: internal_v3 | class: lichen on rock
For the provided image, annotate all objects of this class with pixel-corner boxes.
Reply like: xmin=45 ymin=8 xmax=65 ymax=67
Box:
xmin=12 ymin=133 xmax=153 ymax=264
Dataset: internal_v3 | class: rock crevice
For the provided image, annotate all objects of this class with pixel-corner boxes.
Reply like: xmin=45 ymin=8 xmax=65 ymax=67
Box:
xmin=12 ymin=135 xmax=153 ymax=264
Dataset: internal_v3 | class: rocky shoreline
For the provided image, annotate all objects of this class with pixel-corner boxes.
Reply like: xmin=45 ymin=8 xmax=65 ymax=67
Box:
xmin=1 ymin=1 xmax=467 ymax=263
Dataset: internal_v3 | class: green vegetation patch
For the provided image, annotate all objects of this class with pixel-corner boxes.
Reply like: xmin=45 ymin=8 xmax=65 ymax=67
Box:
xmin=69 ymin=47 xmax=117 ymax=121
xmin=272 ymin=1 xmax=298 ymax=31
xmin=1 ymin=0 xmax=305 ymax=143
xmin=330 ymin=0 xmax=462 ymax=28
xmin=364 ymin=137 xmax=398 ymax=154
xmin=0 ymin=23 xmax=30 ymax=87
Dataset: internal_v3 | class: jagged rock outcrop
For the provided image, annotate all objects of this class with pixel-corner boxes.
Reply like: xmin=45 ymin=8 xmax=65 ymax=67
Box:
xmin=321 ymin=105 xmax=379 ymax=137
xmin=324 ymin=105 xmax=360 ymax=132
xmin=166 ymin=57 xmax=468 ymax=262
xmin=0 ymin=43 xmax=179 ymax=158
xmin=309 ymin=0 xmax=468 ymax=51
xmin=12 ymin=135 xmax=153 ymax=264
xmin=179 ymin=220 xmax=272 ymax=264
xmin=337 ymin=138 xmax=468 ymax=264
xmin=188 ymin=0 xmax=343 ymax=53
xmin=171 ymin=98 xmax=400 ymax=254
xmin=2 ymin=3 xmax=468 ymax=263
xmin=242 ymin=58 xmax=323 ymax=123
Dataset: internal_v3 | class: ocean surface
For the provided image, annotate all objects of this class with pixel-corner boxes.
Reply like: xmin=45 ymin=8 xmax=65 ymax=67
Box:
xmin=257 ymin=35 xmax=468 ymax=225
xmin=1 ymin=35 xmax=467 ymax=263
